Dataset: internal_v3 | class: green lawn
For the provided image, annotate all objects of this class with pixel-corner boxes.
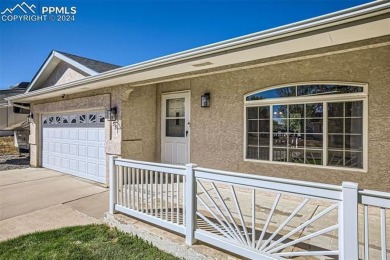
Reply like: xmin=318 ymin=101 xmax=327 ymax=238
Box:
xmin=0 ymin=224 xmax=179 ymax=260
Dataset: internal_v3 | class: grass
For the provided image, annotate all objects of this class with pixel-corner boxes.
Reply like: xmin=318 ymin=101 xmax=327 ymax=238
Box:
xmin=0 ymin=136 xmax=18 ymax=155
xmin=0 ymin=225 xmax=180 ymax=260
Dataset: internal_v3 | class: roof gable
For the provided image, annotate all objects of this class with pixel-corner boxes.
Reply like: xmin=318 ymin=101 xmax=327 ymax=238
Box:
xmin=26 ymin=50 xmax=120 ymax=93
xmin=57 ymin=51 xmax=121 ymax=73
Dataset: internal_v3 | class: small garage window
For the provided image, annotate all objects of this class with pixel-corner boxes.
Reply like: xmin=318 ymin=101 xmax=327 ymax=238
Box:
xmin=79 ymin=114 xmax=87 ymax=124
xmin=62 ymin=116 xmax=69 ymax=124
xmin=43 ymin=111 xmax=105 ymax=128
xmin=88 ymin=113 xmax=97 ymax=124
xmin=70 ymin=115 xmax=77 ymax=124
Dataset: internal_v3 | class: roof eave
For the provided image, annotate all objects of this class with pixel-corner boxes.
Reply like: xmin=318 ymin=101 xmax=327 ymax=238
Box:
xmin=7 ymin=0 xmax=390 ymax=103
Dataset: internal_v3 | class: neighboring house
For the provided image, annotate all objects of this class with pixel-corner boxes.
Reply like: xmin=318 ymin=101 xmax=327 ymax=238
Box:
xmin=0 ymin=82 xmax=30 ymax=150
xmin=6 ymin=2 xmax=390 ymax=191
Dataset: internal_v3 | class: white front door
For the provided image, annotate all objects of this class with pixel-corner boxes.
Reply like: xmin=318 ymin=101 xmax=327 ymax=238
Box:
xmin=161 ymin=92 xmax=190 ymax=165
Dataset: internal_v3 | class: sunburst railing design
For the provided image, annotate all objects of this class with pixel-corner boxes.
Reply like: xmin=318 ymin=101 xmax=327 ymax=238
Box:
xmin=194 ymin=178 xmax=340 ymax=259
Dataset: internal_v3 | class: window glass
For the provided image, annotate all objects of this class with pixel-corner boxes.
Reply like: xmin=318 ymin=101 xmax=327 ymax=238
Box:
xmin=245 ymin=85 xmax=365 ymax=169
xmin=297 ymin=85 xmax=363 ymax=96
xmin=166 ymin=119 xmax=185 ymax=137
xmin=246 ymin=105 xmax=270 ymax=160
xmin=79 ymin=114 xmax=86 ymax=124
xmin=70 ymin=115 xmax=77 ymax=124
xmin=88 ymin=113 xmax=97 ymax=123
xmin=246 ymin=85 xmax=363 ymax=101
xmin=62 ymin=116 xmax=69 ymax=124
xmin=305 ymin=150 xmax=323 ymax=165
xmin=166 ymin=98 xmax=185 ymax=117
xmin=289 ymin=149 xmax=305 ymax=164
xmin=327 ymin=101 xmax=363 ymax=168
xmin=99 ymin=113 xmax=105 ymax=123
xmin=306 ymin=103 xmax=323 ymax=118
xmin=247 ymin=107 xmax=258 ymax=119
xmin=246 ymin=86 xmax=296 ymax=101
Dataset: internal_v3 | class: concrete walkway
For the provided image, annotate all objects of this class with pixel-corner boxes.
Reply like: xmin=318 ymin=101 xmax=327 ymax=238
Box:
xmin=0 ymin=168 xmax=109 ymax=241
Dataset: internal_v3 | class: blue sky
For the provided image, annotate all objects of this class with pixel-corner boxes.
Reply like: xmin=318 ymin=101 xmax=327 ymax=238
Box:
xmin=0 ymin=0 xmax=371 ymax=90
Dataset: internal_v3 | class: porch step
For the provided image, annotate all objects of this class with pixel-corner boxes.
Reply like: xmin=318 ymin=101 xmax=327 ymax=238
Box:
xmin=104 ymin=212 xmax=240 ymax=260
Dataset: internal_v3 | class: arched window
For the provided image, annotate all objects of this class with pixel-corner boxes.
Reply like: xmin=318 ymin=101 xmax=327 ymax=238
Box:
xmin=244 ymin=83 xmax=367 ymax=170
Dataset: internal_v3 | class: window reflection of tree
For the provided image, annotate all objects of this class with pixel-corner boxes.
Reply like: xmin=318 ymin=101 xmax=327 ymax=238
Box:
xmin=247 ymin=85 xmax=363 ymax=101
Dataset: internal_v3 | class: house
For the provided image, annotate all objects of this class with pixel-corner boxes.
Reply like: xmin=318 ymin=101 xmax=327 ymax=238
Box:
xmin=0 ymin=82 xmax=29 ymax=137
xmin=6 ymin=1 xmax=390 ymax=191
xmin=0 ymin=82 xmax=30 ymax=151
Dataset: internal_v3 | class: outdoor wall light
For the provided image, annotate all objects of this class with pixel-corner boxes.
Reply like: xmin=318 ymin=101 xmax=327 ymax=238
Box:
xmin=27 ymin=112 xmax=34 ymax=123
xmin=201 ymin=93 xmax=210 ymax=107
xmin=106 ymin=107 xmax=117 ymax=121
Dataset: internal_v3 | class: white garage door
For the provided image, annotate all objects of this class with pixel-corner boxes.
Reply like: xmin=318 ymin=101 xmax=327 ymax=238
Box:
xmin=42 ymin=111 xmax=106 ymax=183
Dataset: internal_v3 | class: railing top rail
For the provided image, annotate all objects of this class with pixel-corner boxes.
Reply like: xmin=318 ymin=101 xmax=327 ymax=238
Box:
xmin=114 ymin=158 xmax=186 ymax=175
xmin=195 ymin=167 xmax=342 ymax=192
xmin=359 ymin=189 xmax=390 ymax=200
xmin=358 ymin=189 xmax=390 ymax=208
xmin=115 ymin=158 xmax=186 ymax=170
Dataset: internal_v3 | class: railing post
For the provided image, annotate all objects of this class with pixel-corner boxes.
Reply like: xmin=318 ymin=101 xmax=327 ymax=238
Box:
xmin=339 ymin=182 xmax=358 ymax=259
xmin=185 ymin=163 xmax=197 ymax=245
xmin=109 ymin=155 xmax=118 ymax=214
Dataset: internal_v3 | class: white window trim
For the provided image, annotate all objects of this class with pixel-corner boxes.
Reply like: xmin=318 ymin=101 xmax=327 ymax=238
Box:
xmin=243 ymin=82 xmax=368 ymax=172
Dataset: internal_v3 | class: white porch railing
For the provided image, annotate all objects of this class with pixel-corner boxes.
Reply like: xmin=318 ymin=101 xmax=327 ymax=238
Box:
xmin=109 ymin=156 xmax=390 ymax=259
xmin=358 ymin=190 xmax=390 ymax=260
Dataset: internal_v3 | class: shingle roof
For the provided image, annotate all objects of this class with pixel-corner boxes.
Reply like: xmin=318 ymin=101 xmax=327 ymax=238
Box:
xmin=57 ymin=51 xmax=121 ymax=73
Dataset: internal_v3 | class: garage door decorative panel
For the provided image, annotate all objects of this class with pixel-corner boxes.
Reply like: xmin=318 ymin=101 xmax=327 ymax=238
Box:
xmin=42 ymin=111 xmax=106 ymax=183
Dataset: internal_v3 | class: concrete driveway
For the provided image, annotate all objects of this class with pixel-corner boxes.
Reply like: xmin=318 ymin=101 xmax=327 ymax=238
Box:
xmin=0 ymin=168 xmax=108 ymax=241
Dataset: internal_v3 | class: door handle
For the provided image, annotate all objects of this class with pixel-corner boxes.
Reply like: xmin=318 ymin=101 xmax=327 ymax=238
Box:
xmin=186 ymin=130 xmax=188 ymax=137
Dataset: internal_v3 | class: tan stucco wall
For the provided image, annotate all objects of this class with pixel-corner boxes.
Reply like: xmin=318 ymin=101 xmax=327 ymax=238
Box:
xmin=40 ymin=61 xmax=88 ymax=89
xmin=28 ymin=38 xmax=390 ymax=191
xmin=121 ymin=84 xmax=157 ymax=162
xmin=157 ymin=44 xmax=390 ymax=191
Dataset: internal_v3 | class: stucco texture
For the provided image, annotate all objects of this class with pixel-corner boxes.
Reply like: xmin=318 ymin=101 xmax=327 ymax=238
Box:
xmin=40 ymin=61 xmax=88 ymax=89
xmin=121 ymin=84 xmax=157 ymax=162
xmin=157 ymin=43 xmax=390 ymax=191
xmin=29 ymin=38 xmax=390 ymax=191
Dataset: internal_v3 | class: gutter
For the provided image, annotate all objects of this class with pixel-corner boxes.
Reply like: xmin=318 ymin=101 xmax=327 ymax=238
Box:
xmin=6 ymin=0 xmax=390 ymax=103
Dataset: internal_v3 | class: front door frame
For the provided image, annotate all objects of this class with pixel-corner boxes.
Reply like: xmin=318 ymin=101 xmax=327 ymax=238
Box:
xmin=161 ymin=91 xmax=191 ymax=164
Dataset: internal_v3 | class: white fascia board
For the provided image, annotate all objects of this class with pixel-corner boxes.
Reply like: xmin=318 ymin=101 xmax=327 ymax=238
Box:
xmin=25 ymin=51 xmax=56 ymax=93
xmin=8 ymin=0 xmax=390 ymax=103
xmin=54 ymin=51 xmax=99 ymax=76
xmin=25 ymin=51 xmax=98 ymax=93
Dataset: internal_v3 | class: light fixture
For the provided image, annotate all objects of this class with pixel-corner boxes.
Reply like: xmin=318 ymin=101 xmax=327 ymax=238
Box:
xmin=27 ymin=112 xmax=34 ymax=123
xmin=201 ymin=93 xmax=210 ymax=108
xmin=106 ymin=107 xmax=117 ymax=121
